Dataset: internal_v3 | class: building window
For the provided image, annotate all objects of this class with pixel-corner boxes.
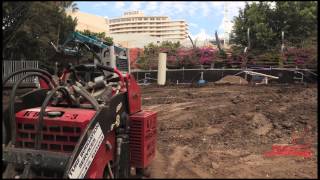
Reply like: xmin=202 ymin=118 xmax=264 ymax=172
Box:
xmin=151 ymin=17 xmax=154 ymax=20
xmin=144 ymin=18 xmax=148 ymax=20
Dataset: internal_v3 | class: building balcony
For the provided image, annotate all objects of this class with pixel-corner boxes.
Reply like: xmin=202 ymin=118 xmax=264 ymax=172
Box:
xmin=109 ymin=24 xmax=187 ymax=31
xmin=110 ymin=29 xmax=187 ymax=34
xmin=110 ymin=27 xmax=187 ymax=32
xmin=110 ymin=26 xmax=187 ymax=32
xmin=109 ymin=20 xmax=187 ymax=27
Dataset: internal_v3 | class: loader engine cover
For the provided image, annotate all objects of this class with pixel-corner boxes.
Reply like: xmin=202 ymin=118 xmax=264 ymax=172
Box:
xmin=129 ymin=110 xmax=157 ymax=168
xmin=15 ymin=107 xmax=96 ymax=152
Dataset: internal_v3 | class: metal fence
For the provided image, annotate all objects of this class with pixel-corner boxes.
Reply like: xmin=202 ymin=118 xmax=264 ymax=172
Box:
xmin=2 ymin=60 xmax=39 ymax=84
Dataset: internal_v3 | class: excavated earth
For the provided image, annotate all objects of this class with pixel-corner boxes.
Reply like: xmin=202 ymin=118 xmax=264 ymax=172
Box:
xmin=2 ymin=83 xmax=318 ymax=178
xmin=141 ymin=83 xmax=318 ymax=179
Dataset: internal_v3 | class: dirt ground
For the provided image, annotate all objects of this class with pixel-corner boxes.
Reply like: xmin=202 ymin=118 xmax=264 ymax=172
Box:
xmin=141 ymin=83 xmax=318 ymax=179
xmin=2 ymin=83 xmax=317 ymax=178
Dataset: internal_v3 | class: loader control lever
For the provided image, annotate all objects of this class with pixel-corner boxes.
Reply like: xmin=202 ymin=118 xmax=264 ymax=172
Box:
xmin=96 ymin=64 xmax=125 ymax=89
xmin=75 ymin=64 xmax=125 ymax=91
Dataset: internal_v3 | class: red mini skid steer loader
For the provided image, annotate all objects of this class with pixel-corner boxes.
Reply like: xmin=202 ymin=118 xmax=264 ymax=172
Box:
xmin=2 ymin=63 xmax=157 ymax=178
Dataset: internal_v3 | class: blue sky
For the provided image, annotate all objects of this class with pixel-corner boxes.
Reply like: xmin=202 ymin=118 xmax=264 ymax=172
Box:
xmin=75 ymin=1 xmax=247 ymax=40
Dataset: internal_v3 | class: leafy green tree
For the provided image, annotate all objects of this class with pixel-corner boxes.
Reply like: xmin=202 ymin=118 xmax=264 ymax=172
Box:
xmin=231 ymin=2 xmax=276 ymax=50
xmin=76 ymin=29 xmax=114 ymax=46
xmin=137 ymin=41 xmax=183 ymax=69
xmin=2 ymin=2 xmax=33 ymax=49
xmin=3 ymin=1 xmax=77 ymax=62
xmin=231 ymin=1 xmax=318 ymax=50
xmin=55 ymin=1 xmax=79 ymax=12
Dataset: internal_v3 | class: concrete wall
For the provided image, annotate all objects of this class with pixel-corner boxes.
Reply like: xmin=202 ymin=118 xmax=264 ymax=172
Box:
xmin=111 ymin=34 xmax=162 ymax=48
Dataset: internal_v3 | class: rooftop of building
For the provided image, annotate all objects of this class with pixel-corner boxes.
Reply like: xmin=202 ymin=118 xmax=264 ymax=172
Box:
xmin=109 ymin=10 xmax=185 ymax=22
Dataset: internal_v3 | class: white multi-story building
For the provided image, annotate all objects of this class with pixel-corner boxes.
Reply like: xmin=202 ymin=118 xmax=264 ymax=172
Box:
xmin=109 ymin=11 xmax=188 ymax=43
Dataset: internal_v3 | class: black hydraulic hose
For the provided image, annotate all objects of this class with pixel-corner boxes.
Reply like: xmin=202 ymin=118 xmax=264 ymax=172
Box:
xmin=35 ymin=85 xmax=100 ymax=149
xmin=62 ymin=90 xmax=101 ymax=178
xmin=72 ymin=85 xmax=100 ymax=110
xmin=34 ymin=86 xmax=69 ymax=149
xmin=8 ymin=73 xmax=53 ymax=146
xmin=96 ymin=64 xmax=115 ymax=73
xmin=2 ymin=68 xmax=57 ymax=87
xmin=112 ymin=137 xmax=123 ymax=178
xmin=34 ymin=86 xmax=76 ymax=149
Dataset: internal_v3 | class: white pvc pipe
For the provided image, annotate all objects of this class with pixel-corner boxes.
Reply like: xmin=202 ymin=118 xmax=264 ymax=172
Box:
xmin=110 ymin=46 xmax=116 ymax=69
xmin=157 ymin=53 xmax=167 ymax=85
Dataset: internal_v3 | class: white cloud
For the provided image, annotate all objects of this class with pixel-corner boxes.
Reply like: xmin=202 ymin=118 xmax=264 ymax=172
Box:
xmin=216 ymin=2 xmax=245 ymax=38
xmin=192 ymin=29 xmax=212 ymax=41
xmin=228 ymin=2 xmax=246 ymax=19
xmin=210 ymin=1 xmax=224 ymax=9
xmin=209 ymin=1 xmax=246 ymax=17
xmin=188 ymin=29 xmax=214 ymax=47
xmin=171 ymin=2 xmax=187 ymax=14
xmin=157 ymin=2 xmax=174 ymax=16
xmin=144 ymin=1 xmax=158 ymax=13
xmin=128 ymin=1 xmax=142 ymax=11
xmin=115 ymin=2 xmax=125 ymax=9
xmin=142 ymin=2 xmax=201 ymax=18
xmin=189 ymin=23 xmax=199 ymax=28
xmin=187 ymin=4 xmax=197 ymax=16
xmin=92 ymin=2 xmax=109 ymax=8
xmin=200 ymin=3 xmax=210 ymax=17
xmin=122 ymin=1 xmax=234 ymax=19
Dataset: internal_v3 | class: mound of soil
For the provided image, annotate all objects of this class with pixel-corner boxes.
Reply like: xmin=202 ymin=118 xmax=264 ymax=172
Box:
xmin=214 ymin=75 xmax=248 ymax=85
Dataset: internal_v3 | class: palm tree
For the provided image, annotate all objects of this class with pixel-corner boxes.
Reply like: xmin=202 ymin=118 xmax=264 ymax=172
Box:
xmin=55 ymin=1 xmax=79 ymax=12
xmin=69 ymin=2 xmax=79 ymax=13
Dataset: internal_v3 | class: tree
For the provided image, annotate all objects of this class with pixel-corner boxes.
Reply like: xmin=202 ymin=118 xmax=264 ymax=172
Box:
xmin=2 ymin=2 xmax=34 ymax=51
xmin=56 ymin=1 xmax=79 ymax=12
xmin=230 ymin=1 xmax=318 ymax=49
xmin=272 ymin=1 xmax=317 ymax=46
xmin=76 ymin=29 xmax=114 ymax=46
xmin=136 ymin=41 xmax=183 ymax=69
xmin=3 ymin=2 xmax=77 ymax=61
xmin=230 ymin=2 xmax=276 ymax=50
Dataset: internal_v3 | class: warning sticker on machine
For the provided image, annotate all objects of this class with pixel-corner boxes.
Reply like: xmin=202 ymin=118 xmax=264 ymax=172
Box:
xmin=68 ymin=123 xmax=104 ymax=179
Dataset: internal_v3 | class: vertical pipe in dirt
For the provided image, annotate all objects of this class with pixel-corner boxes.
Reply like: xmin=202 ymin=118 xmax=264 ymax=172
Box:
xmin=158 ymin=53 xmax=167 ymax=85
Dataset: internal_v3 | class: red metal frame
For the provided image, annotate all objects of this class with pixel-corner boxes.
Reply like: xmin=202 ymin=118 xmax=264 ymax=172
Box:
xmin=15 ymin=107 xmax=97 ymax=152
xmin=86 ymin=131 xmax=115 ymax=178
xmin=18 ymin=68 xmax=156 ymax=177
xmin=129 ymin=110 xmax=157 ymax=168
xmin=15 ymin=106 xmax=116 ymax=178
xmin=125 ymin=74 xmax=142 ymax=115
xmin=39 ymin=79 xmax=50 ymax=89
